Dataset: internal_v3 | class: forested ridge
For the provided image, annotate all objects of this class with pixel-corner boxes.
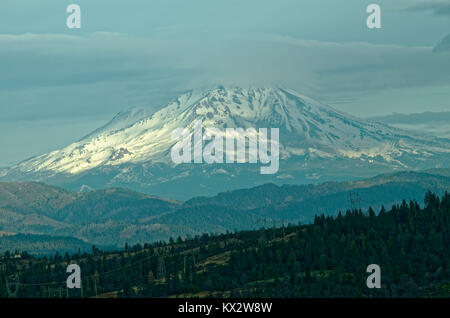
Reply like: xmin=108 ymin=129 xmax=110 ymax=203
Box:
xmin=1 ymin=170 xmax=450 ymax=250
xmin=1 ymin=191 xmax=449 ymax=298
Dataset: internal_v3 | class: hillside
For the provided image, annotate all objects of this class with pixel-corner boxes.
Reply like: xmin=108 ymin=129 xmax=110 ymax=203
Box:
xmin=1 ymin=191 xmax=449 ymax=298
xmin=0 ymin=169 xmax=449 ymax=250
xmin=0 ymin=234 xmax=96 ymax=256
xmin=0 ymin=182 xmax=181 ymax=248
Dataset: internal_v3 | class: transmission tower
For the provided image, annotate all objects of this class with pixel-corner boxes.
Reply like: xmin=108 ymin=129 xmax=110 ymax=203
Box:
xmin=257 ymin=218 xmax=268 ymax=244
xmin=190 ymin=254 xmax=196 ymax=282
xmin=348 ymin=191 xmax=362 ymax=211
xmin=5 ymin=275 xmax=20 ymax=298
xmin=93 ymin=270 xmax=99 ymax=297
xmin=274 ymin=219 xmax=286 ymax=238
xmin=157 ymin=254 xmax=167 ymax=282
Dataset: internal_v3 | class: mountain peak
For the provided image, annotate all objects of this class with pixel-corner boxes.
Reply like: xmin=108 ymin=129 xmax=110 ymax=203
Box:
xmin=1 ymin=86 xmax=449 ymax=196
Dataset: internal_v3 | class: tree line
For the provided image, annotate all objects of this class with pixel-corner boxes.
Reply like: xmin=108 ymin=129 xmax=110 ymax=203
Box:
xmin=0 ymin=191 xmax=448 ymax=298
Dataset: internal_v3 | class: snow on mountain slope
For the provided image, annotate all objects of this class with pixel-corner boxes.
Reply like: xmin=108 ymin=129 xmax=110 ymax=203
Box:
xmin=82 ymin=107 xmax=157 ymax=140
xmin=1 ymin=86 xmax=450 ymax=193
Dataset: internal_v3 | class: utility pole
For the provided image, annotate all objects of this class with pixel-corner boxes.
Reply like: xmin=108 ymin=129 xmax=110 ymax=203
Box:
xmin=157 ymin=253 xmax=167 ymax=282
xmin=272 ymin=220 xmax=276 ymax=240
xmin=94 ymin=271 xmax=99 ymax=297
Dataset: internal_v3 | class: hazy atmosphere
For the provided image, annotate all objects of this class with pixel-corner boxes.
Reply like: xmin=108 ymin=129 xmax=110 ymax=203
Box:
xmin=1 ymin=1 xmax=450 ymax=301
xmin=1 ymin=0 xmax=449 ymax=166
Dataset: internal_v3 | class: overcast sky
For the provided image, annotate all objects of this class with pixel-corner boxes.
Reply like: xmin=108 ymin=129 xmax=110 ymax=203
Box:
xmin=0 ymin=0 xmax=449 ymax=166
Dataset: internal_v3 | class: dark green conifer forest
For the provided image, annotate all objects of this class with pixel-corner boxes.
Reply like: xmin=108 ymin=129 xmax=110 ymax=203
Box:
xmin=1 ymin=191 xmax=449 ymax=298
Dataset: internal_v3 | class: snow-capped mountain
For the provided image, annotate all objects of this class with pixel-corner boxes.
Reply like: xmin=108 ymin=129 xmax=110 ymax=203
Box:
xmin=2 ymin=87 xmax=450 ymax=199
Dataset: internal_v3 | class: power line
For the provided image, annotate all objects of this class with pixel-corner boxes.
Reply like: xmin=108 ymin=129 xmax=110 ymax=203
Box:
xmin=2 ymin=250 xmax=160 ymax=288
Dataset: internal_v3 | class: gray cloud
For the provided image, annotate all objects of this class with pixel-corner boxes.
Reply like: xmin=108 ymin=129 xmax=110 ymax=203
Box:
xmin=1 ymin=33 xmax=450 ymax=118
xmin=404 ymin=0 xmax=450 ymax=16
xmin=1 ymin=32 xmax=450 ymax=165
xmin=434 ymin=34 xmax=450 ymax=52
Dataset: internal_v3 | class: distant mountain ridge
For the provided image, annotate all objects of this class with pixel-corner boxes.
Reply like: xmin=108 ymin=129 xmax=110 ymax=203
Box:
xmin=1 ymin=169 xmax=449 ymax=252
xmin=185 ymin=170 xmax=450 ymax=211
xmin=0 ymin=234 xmax=97 ymax=256
xmin=1 ymin=87 xmax=449 ymax=199
xmin=0 ymin=182 xmax=180 ymax=242
xmin=368 ymin=111 xmax=450 ymax=139
xmin=368 ymin=111 xmax=450 ymax=125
